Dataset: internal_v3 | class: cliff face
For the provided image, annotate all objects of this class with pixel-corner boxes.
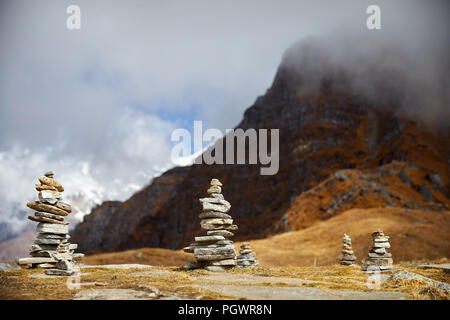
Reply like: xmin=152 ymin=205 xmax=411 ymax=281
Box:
xmin=71 ymin=54 xmax=450 ymax=254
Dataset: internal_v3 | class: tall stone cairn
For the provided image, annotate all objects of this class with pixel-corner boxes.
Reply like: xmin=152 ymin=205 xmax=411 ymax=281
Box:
xmin=361 ymin=229 xmax=393 ymax=272
xmin=339 ymin=234 xmax=357 ymax=266
xmin=18 ymin=171 xmax=84 ymax=276
xmin=236 ymin=242 xmax=259 ymax=268
xmin=183 ymin=178 xmax=238 ymax=271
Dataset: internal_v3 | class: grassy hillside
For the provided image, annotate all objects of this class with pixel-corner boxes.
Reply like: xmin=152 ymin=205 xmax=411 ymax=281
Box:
xmin=83 ymin=207 xmax=449 ymax=267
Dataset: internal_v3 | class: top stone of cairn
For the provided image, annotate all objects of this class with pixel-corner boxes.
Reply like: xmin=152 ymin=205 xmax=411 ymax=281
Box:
xmin=44 ymin=171 xmax=54 ymax=178
xmin=210 ymin=179 xmax=222 ymax=187
xmin=207 ymin=178 xmax=223 ymax=194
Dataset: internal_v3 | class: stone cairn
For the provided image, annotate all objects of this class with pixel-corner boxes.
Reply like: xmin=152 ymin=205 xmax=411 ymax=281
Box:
xmin=184 ymin=178 xmax=238 ymax=271
xmin=18 ymin=171 xmax=84 ymax=275
xmin=339 ymin=234 xmax=357 ymax=266
xmin=361 ymin=229 xmax=393 ymax=272
xmin=236 ymin=242 xmax=259 ymax=268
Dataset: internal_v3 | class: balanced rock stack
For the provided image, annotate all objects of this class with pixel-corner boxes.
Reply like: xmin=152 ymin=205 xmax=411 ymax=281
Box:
xmin=361 ymin=229 xmax=393 ymax=272
xmin=339 ymin=234 xmax=357 ymax=266
xmin=183 ymin=178 xmax=238 ymax=271
xmin=18 ymin=171 xmax=84 ymax=275
xmin=236 ymin=242 xmax=259 ymax=268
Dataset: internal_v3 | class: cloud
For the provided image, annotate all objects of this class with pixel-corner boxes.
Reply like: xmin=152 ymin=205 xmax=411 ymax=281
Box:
xmin=0 ymin=107 xmax=176 ymax=231
xmin=279 ymin=2 xmax=450 ymax=127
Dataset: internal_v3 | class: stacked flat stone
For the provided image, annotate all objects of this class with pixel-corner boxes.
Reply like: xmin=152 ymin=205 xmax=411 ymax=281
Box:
xmin=18 ymin=171 xmax=84 ymax=275
xmin=236 ymin=242 xmax=259 ymax=268
xmin=339 ymin=234 xmax=357 ymax=266
xmin=183 ymin=178 xmax=238 ymax=271
xmin=361 ymin=229 xmax=393 ymax=272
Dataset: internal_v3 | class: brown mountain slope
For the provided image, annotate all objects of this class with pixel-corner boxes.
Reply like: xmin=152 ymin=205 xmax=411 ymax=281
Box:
xmin=71 ymin=47 xmax=449 ymax=254
xmin=269 ymin=161 xmax=449 ymax=234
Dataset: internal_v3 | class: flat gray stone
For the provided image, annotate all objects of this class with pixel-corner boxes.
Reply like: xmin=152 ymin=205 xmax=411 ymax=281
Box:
xmin=18 ymin=257 xmax=56 ymax=265
xmin=209 ymin=259 xmax=237 ymax=266
xmin=30 ymin=250 xmax=56 ymax=257
xmin=368 ymin=252 xmax=392 ymax=258
xmin=194 ymin=246 xmax=235 ymax=256
xmin=199 ymin=197 xmax=231 ymax=207
xmin=37 ymin=223 xmax=68 ymax=235
xmin=207 ymin=230 xmax=234 ymax=237
xmin=194 ymin=235 xmax=225 ymax=242
xmin=374 ymin=237 xmax=390 ymax=242
xmin=34 ymin=238 xmax=62 ymax=245
xmin=372 ymin=242 xmax=390 ymax=248
xmin=55 ymin=201 xmax=72 ymax=213
xmin=33 ymin=263 xmax=57 ymax=268
xmin=183 ymin=246 xmax=195 ymax=253
xmin=195 ymin=253 xmax=236 ymax=261
xmin=35 ymin=211 xmax=65 ymax=221
xmin=30 ymin=243 xmax=59 ymax=252
xmin=199 ymin=212 xmax=232 ymax=219
xmin=201 ymin=202 xmax=230 ymax=213
xmin=38 ymin=190 xmax=61 ymax=204
xmin=37 ymin=233 xmax=68 ymax=239
xmin=372 ymin=248 xmax=387 ymax=254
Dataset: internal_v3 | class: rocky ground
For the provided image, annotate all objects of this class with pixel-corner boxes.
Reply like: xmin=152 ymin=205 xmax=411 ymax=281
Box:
xmin=0 ymin=262 xmax=448 ymax=300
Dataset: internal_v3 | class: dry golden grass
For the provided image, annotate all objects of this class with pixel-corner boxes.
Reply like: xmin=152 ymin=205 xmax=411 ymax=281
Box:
xmin=232 ymin=207 xmax=450 ymax=267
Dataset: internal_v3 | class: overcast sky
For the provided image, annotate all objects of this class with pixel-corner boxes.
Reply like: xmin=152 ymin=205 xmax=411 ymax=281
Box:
xmin=0 ymin=0 xmax=447 ymax=230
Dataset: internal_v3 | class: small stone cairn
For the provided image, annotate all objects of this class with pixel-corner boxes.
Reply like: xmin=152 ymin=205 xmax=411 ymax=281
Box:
xmin=339 ymin=234 xmax=357 ymax=266
xmin=18 ymin=171 xmax=84 ymax=275
xmin=236 ymin=242 xmax=259 ymax=268
xmin=361 ymin=229 xmax=393 ymax=272
xmin=184 ymin=178 xmax=238 ymax=271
